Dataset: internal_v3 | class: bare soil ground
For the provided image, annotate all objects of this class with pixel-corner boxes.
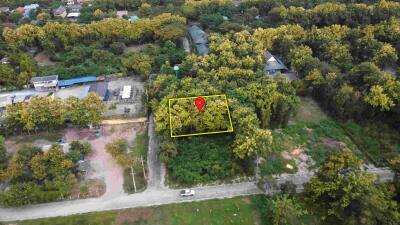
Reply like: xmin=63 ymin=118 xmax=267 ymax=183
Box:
xmin=64 ymin=123 xmax=145 ymax=199
xmin=123 ymin=44 xmax=147 ymax=55
xmin=34 ymin=52 xmax=56 ymax=66
xmin=69 ymin=179 xmax=106 ymax=199
xmin=101 ymin=117 xmax=147 ymax=125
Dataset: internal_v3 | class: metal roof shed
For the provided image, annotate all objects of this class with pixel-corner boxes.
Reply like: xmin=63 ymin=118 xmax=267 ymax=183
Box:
xmin=58 ymin=76 xmax=97 ymax=87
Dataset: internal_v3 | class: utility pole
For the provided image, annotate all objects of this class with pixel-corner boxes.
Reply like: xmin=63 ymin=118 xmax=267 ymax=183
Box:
xmin=141 ymin=155 xmax=147 ymax=180
xmin=130 ymin=165 xmax=137 ymax=193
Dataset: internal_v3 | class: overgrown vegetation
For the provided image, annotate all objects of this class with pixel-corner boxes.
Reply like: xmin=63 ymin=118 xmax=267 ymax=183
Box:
xmin=0 ymin=140 xmax=92 ymax=207
xmin=106 ymin=129 xmax=149 ymax=194
xmin=168 ymin=136 xmax=236 ymax=185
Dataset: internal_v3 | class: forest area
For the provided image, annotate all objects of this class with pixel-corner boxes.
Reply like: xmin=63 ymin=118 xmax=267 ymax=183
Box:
xmin=0 ymin=0 xmax=400 ymax=224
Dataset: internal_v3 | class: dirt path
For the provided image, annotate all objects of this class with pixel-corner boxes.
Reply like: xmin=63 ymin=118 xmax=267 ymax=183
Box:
xmin=101 ymin=117 xmax=147 ymax=125
xmin=146 ymin=114 xmax=166 ymax=190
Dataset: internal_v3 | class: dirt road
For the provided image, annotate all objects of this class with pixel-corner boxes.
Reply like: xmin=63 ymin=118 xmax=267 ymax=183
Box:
xmin=146 ymin=114 xmax=166 ymax=190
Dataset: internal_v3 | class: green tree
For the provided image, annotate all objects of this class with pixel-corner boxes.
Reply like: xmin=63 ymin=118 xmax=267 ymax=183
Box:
xmin=372 ymin=43 xmax=398 ymax=68
xmin=0 ymin=182 xmax=41 ymax=207
xmin=288 ymin=45 xmax=319 ymax=75
xmin=271 ymin=195 xmax=308 ymax=225
xmin=305 ymin=68 xmax=324 ymax=86
xmin=138 ymin=3 xmax=152 ymax=17
xmin=0 ymin=64 xmax=16 ymax=87
xmin=151 ymin=13 xmax=187 ymax=41
xmin=305 ymin=149 xmax=400 ymax=224
xmin=0 ymin=136 xmax=9 ymax=170
xmin=66 ymin=93 xmax=105 ymax=127
xmin=31 ymin=145 xmax=74 ymax=181
xmin=364 ymin=85 xmax=395 ymax=111
xmin=233 ymin=127 xmax=272 ymax=159
xmin=122 ymin=53 xmax=152 ymax=79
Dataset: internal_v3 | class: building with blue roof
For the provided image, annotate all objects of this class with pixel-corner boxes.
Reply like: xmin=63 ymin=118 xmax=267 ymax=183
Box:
xmin=128 ymin=15 xmax=139 ymax=23
xmin=58 ymin=76 xmax=97 ymax=87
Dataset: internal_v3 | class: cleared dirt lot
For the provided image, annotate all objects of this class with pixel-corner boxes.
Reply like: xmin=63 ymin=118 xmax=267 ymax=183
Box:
xmin=64 ymin=123 xmax=145 ymax=198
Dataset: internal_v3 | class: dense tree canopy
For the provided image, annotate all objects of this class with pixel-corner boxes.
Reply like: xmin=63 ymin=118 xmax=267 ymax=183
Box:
xmin=3 ymin=14 xmax=186 ymax=52
xmin=5 ymin=93 xmax=105 ymax=133
xmin=0 ymin=144 xmax=77 ymax=206
xmin=305 ymin=150 xmax=400 ymax=224
xmin=150 ymin=30 xmax=298 ymax=182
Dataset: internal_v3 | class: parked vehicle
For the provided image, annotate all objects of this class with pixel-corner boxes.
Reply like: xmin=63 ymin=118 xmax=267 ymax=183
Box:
xmin=180 ymin=189 xmax=195 ymax=197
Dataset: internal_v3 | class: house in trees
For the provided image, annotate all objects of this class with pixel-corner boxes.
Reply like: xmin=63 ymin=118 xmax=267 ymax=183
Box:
xmin=23 ymin=4 xmax=39 ymax=18
xmin=53 ymin=6 xmax=67 ymax=18
xmin=67 ymin=12 xmax=80 ymax=21
xmin=64 ymin=0 xmax=76 ymax=5
xmin=264 ymin=51 xmax=297 ymax=81
xmin=31 ymin=75 xmax=59 ymax=92
xmin=188 ymin=25 xmax=209 ymax=55
xmin=0 ymin=58 xmax=9 ymax=65
xmin=128 ymin=15 xmax=139 ymax=23
xmin=0 ymin=7 xmax=10 ymax=13
xmin=116 ymin=10 xmax=128 ymax=18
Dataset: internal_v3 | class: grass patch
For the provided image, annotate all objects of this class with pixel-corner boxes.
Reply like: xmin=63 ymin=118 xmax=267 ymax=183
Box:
xmin=15 ymin=195 xmax=266 ymax=225
xmin=123 ymin=168 xmax=146 ymax=194
xmin=131 ymin=130 xmax=149 ymax=159
xmin=260 ymin=154 xmax=297 ymax=176
xmin=8 ymin=131 xmax=64 ymax=144
xmin=340 ymin=122 xmax=400 ymax=167
xmin=291 ymin=97 xmax=328 ymax=124
xmin=272 ymin=119 xmax=364 ymax=166
xmin=17 ymin=211 xmax=116 ymax=225
xmin=123 ymin=129 xmax=149 ymax=194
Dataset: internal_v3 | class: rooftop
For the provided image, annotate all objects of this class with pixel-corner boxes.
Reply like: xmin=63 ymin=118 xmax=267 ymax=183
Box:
xmin=264 ymin=51 xmax=288 ymax=72
xmin=58 ymin=76 xmax=96 ymax=87
xmin=188 ymin=25 xmax=209 ymax=55
xmin=67 ymin=12 xmax=80 ymax=18
xmin=53 ymin=6 xmax=66 ymax=15
xmin=31 ymin=75 xmax=59 ymax=83
xmin=0 ymin=7 xmax=10 ymax=12
xmin=89 ymin=81 xmax=108 ymax=100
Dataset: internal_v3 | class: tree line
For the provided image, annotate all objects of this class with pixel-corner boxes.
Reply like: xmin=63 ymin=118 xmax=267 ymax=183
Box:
xmin=263 ymin=0 xmax=400 ymax=28
xmin=3 ymin=13 xmax=186 ymax=52
xmin=4 ymin=92 xmax=105 ymax=134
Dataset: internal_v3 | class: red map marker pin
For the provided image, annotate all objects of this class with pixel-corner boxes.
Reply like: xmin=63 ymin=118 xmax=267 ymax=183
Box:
xmin=195 ymin=97 xmax=205 ymax=111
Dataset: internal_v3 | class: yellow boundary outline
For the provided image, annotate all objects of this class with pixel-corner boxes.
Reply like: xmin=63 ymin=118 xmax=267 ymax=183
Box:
xmin=168 ymin=94 xmax=234 ymax=138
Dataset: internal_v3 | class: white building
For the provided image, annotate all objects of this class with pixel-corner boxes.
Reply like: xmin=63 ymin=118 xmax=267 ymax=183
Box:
xmin=31 ymin=75 xmax=58 ymax=92
xmin=121 ymin=85 xmax=131 ymax=99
